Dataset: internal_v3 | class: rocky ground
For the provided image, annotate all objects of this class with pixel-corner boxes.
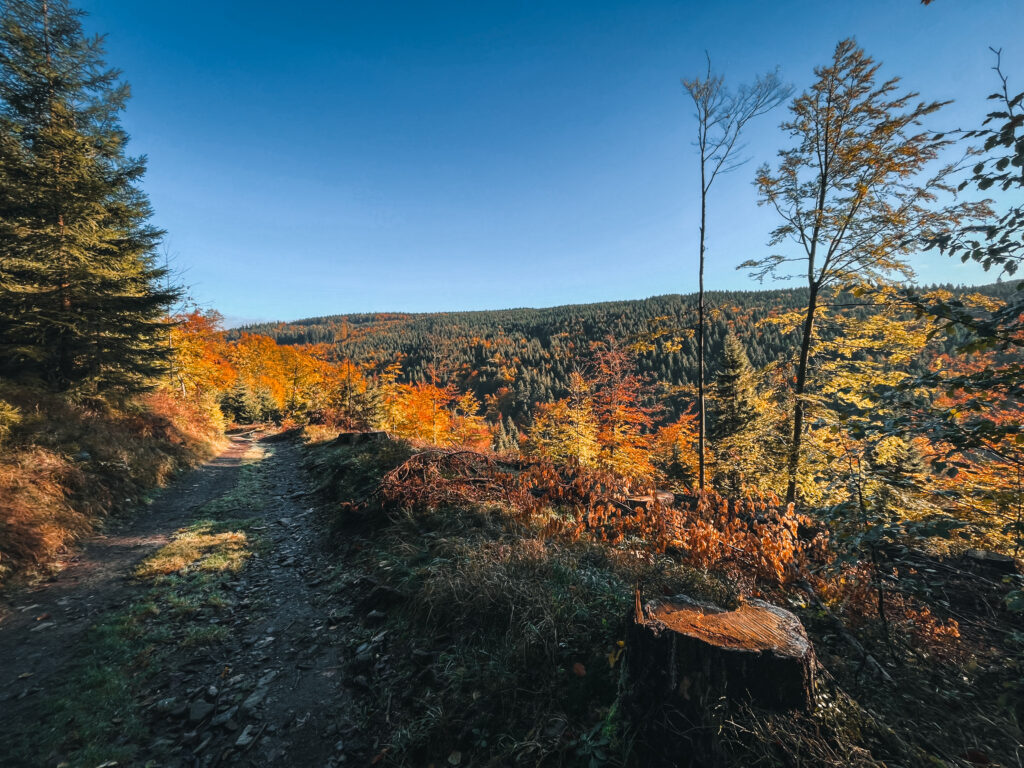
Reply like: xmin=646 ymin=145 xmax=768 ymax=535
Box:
xmin=0 ymin=432 xmax=365 ymax=767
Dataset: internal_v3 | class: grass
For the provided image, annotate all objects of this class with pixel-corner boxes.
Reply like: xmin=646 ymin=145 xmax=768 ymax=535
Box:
xmin=308 ymin=436 xmax=1024 ymax=767
xmin=135 ymin=518 xmax=258 ymax=579
xmin=307 ymin=437 xmax=735 ymax=766
xmin=0 ymin=384 xmax=222 ymax=586
xmin=4 ymin=445 xmax=270 ymax=768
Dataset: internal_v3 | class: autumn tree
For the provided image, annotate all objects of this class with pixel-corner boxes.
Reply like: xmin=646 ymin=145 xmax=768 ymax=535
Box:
xmin=0 ymin=0 xmax=176 ymax=393
xmin=650 ymin=412 xmax=700 ymax=489
xmin=744 ymin=39 xmax=979 ymax=504
xmin=896 ymin=51 xmax=1024 ymax=555
xmin=450 ymin=390 xmax=489 ymax=448
xmin=525 ymin=371 xmax=599 ymax=466
xmin=591 ymin=338 xmax=655 ymax=482
xmin=682 ymin=57 xmax=789 ymax=491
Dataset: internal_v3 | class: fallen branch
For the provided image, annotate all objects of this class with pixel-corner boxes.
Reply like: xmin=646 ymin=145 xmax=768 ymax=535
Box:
xmin=797 ymin=580 xmax=893 ymax=684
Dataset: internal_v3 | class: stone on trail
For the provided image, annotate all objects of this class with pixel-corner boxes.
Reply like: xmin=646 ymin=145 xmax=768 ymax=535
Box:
xmin=235 ymin=724 xmax=259 ymax=748
xmin=188 ymin=699 xmax=215 ymax=723
xmin=241 ymin=686 xmax=269 ymax=712
xmin=210 ymin=705 xmax=238 ymax=727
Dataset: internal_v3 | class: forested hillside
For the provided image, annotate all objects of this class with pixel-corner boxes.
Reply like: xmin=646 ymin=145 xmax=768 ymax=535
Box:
xmin=239 ymin=281 xmax=1017 ymax=419
xmin=2 ymin=2 xmax=1024 ymax=766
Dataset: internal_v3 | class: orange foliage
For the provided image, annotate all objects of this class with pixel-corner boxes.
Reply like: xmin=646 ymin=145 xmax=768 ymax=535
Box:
xmin=371 ymin=446 xmax=816 ymax=587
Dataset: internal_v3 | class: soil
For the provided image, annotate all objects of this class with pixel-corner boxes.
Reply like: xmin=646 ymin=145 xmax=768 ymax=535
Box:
xmin=0 ymin=433 xmax=360 ymax=767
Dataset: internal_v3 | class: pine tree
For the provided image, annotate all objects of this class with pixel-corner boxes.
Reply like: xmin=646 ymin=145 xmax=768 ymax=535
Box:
xmin=709 ymin=333 xmax=775 ymax=496
xmin=491 ymin=415 xmax=518 ymax=454
xmin=222 ymin=380 xmax=262 ymax=424
xmin=0 ymin=0 xmax=176 ymax=393
xmin=711 ymin=332 xmax=758 ymax=441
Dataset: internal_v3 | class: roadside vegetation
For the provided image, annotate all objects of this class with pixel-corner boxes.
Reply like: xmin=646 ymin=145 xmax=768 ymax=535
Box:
xmin=306 ymin=435 xmax=1023 ymax=766
xmin=0 ymin=386 xmax=220 ymax=585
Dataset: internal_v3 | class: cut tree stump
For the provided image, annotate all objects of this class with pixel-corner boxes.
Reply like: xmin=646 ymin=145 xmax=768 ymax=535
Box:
xmin=334 ymin=431 xmax=389 ymax=446
xmin=625 ymin=490 xmax=675 ymax=507
xmin=625 ymin=595 xmax=815 ymax=712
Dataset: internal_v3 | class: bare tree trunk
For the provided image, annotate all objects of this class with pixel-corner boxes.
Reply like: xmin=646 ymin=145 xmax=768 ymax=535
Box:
xmin=786 ymin=284 xmax=818 ymax=504
xmin=697 ymin=166 xmax=707 ymax=492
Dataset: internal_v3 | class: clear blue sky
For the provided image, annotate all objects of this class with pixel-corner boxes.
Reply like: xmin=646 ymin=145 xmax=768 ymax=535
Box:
xmin=79 ymin=0 xmax=1023 ymax=324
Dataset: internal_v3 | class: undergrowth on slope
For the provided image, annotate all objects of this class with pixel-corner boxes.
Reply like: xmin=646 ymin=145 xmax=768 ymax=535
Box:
xmin=0 ymin=385 xmax=222 ymax=585
xmin=308 ymin=437 xmax=735 ymax=765
xmin=4 ymin=448 xmax=268 ymax=767
xmin=308 ymin=435 xmax=1024 ymax=767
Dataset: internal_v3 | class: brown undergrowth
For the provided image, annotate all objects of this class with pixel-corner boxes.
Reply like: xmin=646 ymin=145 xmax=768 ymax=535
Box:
xmin=0 ymin=385 xmax=221 ymax=586
xmin=307 ymin=435 xmax=1024 ymax=767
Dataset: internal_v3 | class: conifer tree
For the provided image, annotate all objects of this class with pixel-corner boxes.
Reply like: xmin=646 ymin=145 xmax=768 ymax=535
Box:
xmin=492 ymin=415 xmax=520 ymax=454
xmin=711 ymin=332 xmax=759 ymax=441
xmin=709 ymin=333 xmax=775 ymax=496
xmin=0 ymin=0 xmax=175 ymax=393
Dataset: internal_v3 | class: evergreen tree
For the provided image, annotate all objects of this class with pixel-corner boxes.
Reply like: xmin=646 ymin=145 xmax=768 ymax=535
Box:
xmin=221 ymin=380 xmax=262 ymax=424
xmin=0 ymin=0 xmax=175 ymax=393
xmin=492 ymin=415 xmax=520 ymax=454
xmin=710 ymin=332 xmax=759 ymax=441
xmin=709 ymin=333 xmax=775 ymax=496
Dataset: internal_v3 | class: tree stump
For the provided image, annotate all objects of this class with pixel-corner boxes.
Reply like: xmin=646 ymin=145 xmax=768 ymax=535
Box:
xmin=625 ymin=490 xmax=675 ymax=507
xmin=625 ymin=595 xmax=815 ymax=712
xmin=334 ymin=430 xmax=389 ymax=446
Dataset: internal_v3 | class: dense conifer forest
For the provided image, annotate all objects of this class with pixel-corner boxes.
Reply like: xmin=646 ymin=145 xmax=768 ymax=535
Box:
xmin=238 ymin=280 xmax=1019 ymax=420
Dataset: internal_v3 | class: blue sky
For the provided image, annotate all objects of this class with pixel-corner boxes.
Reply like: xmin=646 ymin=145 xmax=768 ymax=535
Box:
xmin=79 ymin=0 xmax=1023 ymax=323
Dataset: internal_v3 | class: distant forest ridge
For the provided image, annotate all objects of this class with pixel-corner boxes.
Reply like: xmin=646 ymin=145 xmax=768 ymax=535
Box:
xmin=236 ymin=281 xmax=1019 ymax=420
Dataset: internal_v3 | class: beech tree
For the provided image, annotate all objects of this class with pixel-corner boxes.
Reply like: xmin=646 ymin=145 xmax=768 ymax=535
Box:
xmin=0 ymin=0 xmax=176 ymax=393
xmin=682 ymin=58 xmax=789 ymax=491
xmin=525 ymin=372 xmax=600 ymax=467
xmin=743 ymin=39 xmax=980 ymax=504
xmin=591 ymin=338 xmax=655 ymax=481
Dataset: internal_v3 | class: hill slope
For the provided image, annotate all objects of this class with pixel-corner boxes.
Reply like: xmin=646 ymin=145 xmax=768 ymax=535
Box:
xmin=238 ymin=282 xmax=1017 ymax=419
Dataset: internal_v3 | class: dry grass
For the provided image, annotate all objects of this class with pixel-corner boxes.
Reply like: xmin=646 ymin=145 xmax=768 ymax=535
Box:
xmin=135 ymin=520 xmax=256 ymax=579
xmin=0 ymin=384 xmax=222 ymax=585
xmin=312 ymin=438 xmax=1024 ymax=767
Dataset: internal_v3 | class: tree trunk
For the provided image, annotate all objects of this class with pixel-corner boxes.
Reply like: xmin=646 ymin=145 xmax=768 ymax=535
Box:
xmin=785 ymin=283 xmax=819 ymax=505
xmin=697 ymin=171 xmax=707 ymax=492
xmin=622 ymin=595 xmax=815 ymax=765
xmin=626 ymin=595 xmax=815 ymax=711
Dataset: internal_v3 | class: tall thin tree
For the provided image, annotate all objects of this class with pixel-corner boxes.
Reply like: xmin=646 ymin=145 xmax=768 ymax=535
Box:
xmin=682 ymin=57 xmax=789 ymax=492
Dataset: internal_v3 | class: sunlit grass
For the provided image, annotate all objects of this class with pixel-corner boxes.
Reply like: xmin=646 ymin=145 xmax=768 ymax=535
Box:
xmin=135 ymin=518 xmax=258 ymax=579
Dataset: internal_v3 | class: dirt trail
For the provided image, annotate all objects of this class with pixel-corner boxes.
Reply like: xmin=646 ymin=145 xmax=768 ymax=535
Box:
xmin=0 ymin=434 xmax=359 ymax=767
